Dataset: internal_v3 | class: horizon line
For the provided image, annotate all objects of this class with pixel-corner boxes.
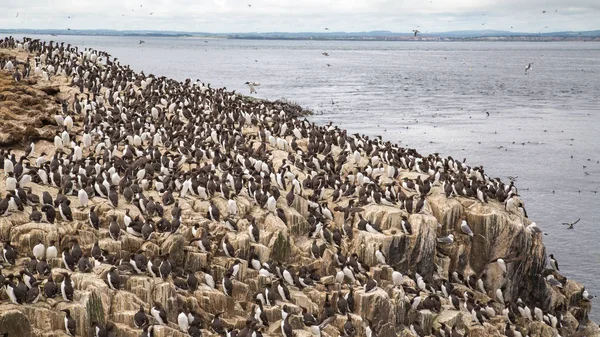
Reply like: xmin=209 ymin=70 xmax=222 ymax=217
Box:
xmin=1 ymin=28 xmax=600 ymax=35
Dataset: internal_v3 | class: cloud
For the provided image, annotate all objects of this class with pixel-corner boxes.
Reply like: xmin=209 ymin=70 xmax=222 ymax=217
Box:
xmin=1 ymin=0 xmax=599 ymax=32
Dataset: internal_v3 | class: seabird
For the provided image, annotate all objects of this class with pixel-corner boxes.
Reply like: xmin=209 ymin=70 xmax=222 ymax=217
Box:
xmin=437 ymin=233 xmax=454 ymax=244
xmin=61 ymin=273 xmax=74 ymax=301
xmin=228 ymin=259 xmax=241 ymax=279
xmin=107 ymin=266 xmax=121 ymax=290
xmin=203 ymin=267 xmax=216 ymax=289
xmin=211 ymin=312 xmax=225 ymax=335
xmin=248 ymin=218 xmax=260 ymax=243
xmin=58 ymin=200 xmax=73 ymax=221
xmin=70 ymin=238 xmax=82 ymax=262
xmin=62 ymin=309 xmax=76 ymax=336
xmin=562 ymin=218 xmax=580 ymax=229
xmin=159 ymin=255 xmax=172 ymax=280
xmin=89 ymin=206 xmax=100 ymax=229
xmin=178 ymin=307 xmax=190 ymax=332
xmin=311 ymin=239 xmax=322 ymax=259
xmin=91 ymin=322 xmax=108 ymax=337
xmin=26 ymin=280 xmax=42 ymax=303
xmin=30 ymin=206 xmax=43 ymax=222
xmin=245 ymin=81 xmax=260 ymax=94
xmin=549 ymin=254 xmax=559 ymax=271
xmin=222 ymin=270 xmax=233 ymax=296
xmin=62 ymin=247 xmax=76 ymax=271
xmin=208 ymin=201 xmax=220 ymax=222
xmin=32 ymin=239 xmax=45 ymax=260
xmin=222 ymin=235 xmax=235 ymax=257
xmin=109 ymin=215 xmax=121 ymax=240
xmin=151 ymin=302 xmax=168 ymax=325
xmin=277 ymin=279 xmax=291 ymax=302
xmin=134 ymin=305 xmax=149 ymax=328
xmin=525 ymin=63 xmax=533 ymax=74
xmin=412 ymin=30 xmax=420 ymax=37
xmin=281 ymin=314 xmax=293 ymax=337
xmin=546 ymin=274 xmax=563 ymax=288
xmin=46 ymin=240 xmax=58 ymax=259
xmin=526 ymin=222 xmax=546 ymax=235
xmin=364 ymin=273 xmax=378 ymax=293
xmin=191 ymin=230 xmax=211 ymax=252
xmin=108 ymin=185 xmax=119 ymax=208
xmin=583 ymin=289 xmax=594 ymax=301
xmin=77 ymin=252 xmax=93 ymax=273
xmin=77 ymin=186 xmax=88 ymax=209
xmin=375 ymin=244 xmax=387 ymax=265
xmin=4 ymin=278 xmax=23 ymax=304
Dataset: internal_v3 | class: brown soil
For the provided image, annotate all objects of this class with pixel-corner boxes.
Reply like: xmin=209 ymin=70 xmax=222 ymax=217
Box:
xmin=0 ymin=67 xmax=59 ymax=147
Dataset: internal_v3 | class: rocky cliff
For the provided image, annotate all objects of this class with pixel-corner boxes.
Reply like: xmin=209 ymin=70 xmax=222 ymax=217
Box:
xmin=0 ymin=37 xmax=597 ymax=337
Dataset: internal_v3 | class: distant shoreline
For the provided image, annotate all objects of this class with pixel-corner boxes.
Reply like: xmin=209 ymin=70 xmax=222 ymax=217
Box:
xmin=1 ymin=33 xmax=599 ymax=42
xmin=227 ymin=36 xmax=600 ymax=42
xmin=1 ymin=29 xmax=600 ymax=42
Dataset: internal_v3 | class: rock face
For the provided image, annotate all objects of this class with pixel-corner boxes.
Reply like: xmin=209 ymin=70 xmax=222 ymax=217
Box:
xmin=0 ymin=309 xmax=31 ymax=337
xmin=0 ymin=37 xmax=598 ymax=337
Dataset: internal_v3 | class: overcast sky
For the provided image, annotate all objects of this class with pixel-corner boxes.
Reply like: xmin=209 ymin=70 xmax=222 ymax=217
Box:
xmin=2 ymin=0 xmax=599 ymax=33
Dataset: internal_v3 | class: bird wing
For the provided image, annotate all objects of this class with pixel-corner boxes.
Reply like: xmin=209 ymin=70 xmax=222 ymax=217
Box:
xmin=573 ymin=218 xmax=581 ymax=225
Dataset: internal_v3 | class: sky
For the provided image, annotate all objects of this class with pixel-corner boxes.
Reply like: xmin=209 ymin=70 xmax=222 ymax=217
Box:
xmin=1 ymin=0 xmax=599 ymax=33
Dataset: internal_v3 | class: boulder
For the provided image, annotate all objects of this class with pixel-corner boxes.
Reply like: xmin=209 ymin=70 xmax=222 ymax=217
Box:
xmin=355 ymin=288 xmax=397 ymax=337
xmin=160 ymin=234 xmax=185 ymax=266
xmin=0 ymin=308 xmax=31 ymax=337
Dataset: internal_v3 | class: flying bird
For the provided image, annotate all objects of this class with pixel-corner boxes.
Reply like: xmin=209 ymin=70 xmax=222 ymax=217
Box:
xmin=542 ymin=10 xmax=546 ymax=13
xmin=322 ymin=52 xmax=330 ymax=56
xmin=525 ymin=63 xmax=533 ymax=74
xmin=245 ymin=81 xmax=260 ymax=94
xmin=412 ymin=30 xmax=420 ymax=37
xmin=16 ymin=12 xmax=19 ymax=18
xmin=562 ymin=218 xmax=580 ymax=230
xmin=139 ymin=40 xmax=145 ymax=44
xmin=248 ymin=4 xmax=252 ymax=7
xmin=325 ymin=28 xmax=329 ymax=30
xmin=150 ymin=12 xmax=154 ymax=15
